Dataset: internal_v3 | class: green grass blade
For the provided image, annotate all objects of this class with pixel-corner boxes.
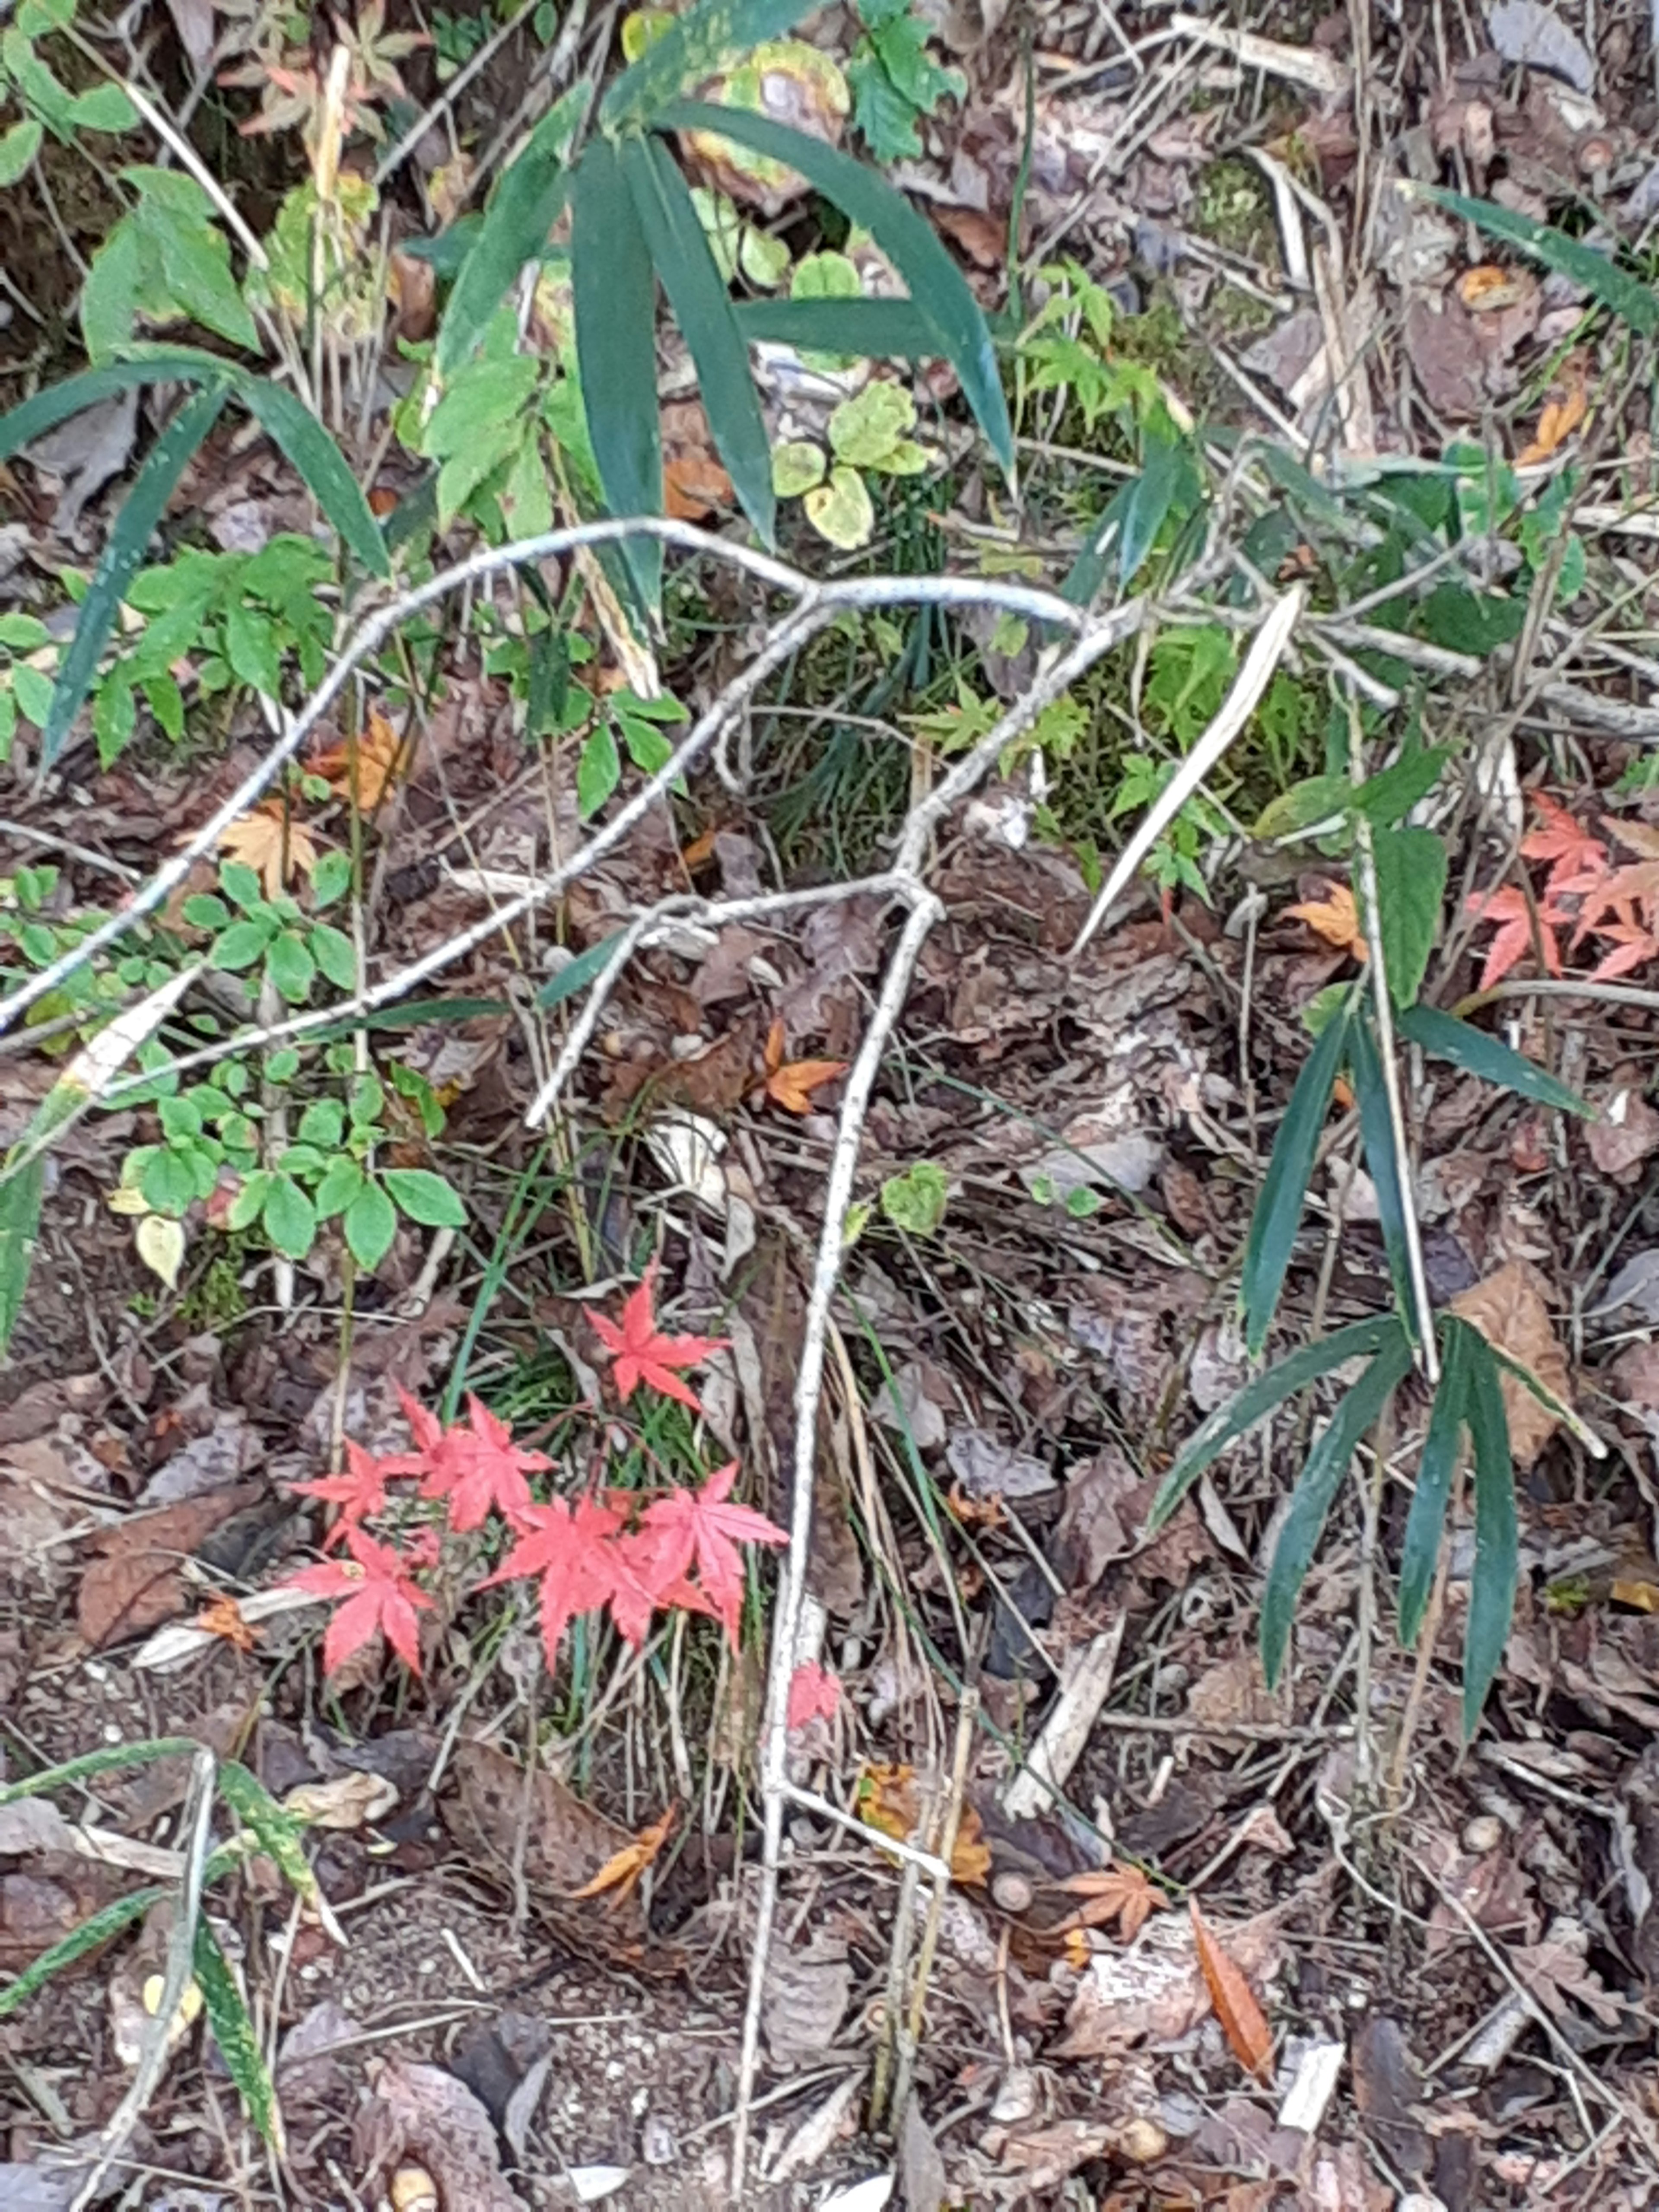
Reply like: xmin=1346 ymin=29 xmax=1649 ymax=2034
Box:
xmin=1423 ymin=188 xmax=1659 ymax=337
xmin=0 ymin=1735 xmax=205 ymax=1805
xmin=735 ymin=296 xmax=943 ymax=354
xmin=571 ymin=139 xmax=662 ymax=609
xmin=537 ymin=931 xmax=622 ymax=1007
xmin=601 ymin=0 xmax=822 ymax=127
xmin=1261 ymin=1332 xmax=1415 ymax=1687
xmin=0 ymin=1151 xmax=42 ymax=1358
xmin=1462 ymin=1327 xmax=1516 ymax=1737
xmin=1241 ymin=995 xmax=1352 ymax=1355
xmin=656 ymin=101 xmax=1012 ymax=472
xmin=235 ymin=377 xmax=389 ymax=579
xmin=43 ymin=381 xmax=228 ymax=768
xmin=1398 ymin=1316 xmax=1473 ymax=1645
xmin=1348 ymin=1009 xmax=1414 ymax=1338
xmin=1148 ymin=1314 xmax=1406 ymax=1530
xmin=1117 ymin=426 xmax=1188 ymax=586
xmin=435 ymin=86 xmax=582 ymax=379
xmin=0 ymin=1887 xmax=164 ymax=2018
xmin=1395 ymin=1002 xmax=1589 ymax=1116
xmin=623 ymin=135 xmax=774 ymax=547
xmin=216 ymin=1763 xmax=318 ymax=1908
xmin=193 ymin=1919 xmax=284 ymax=2151
xmin=0 ymin=351 xmax=225 ymax=460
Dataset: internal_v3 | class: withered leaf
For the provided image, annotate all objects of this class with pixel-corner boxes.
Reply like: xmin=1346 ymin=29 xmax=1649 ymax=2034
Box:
xmin=1449 ymin=1259 xmax=1571 ymax=1466
xmin=1190 ymin=1897 xmax=1274 ymax=2082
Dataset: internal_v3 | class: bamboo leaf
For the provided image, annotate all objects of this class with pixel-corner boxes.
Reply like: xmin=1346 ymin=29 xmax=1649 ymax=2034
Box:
xmin=601 ymin=0 xmax=822 ymax=127
xmin=194 ymin=1919 xmax=284 ymax=2151
xmin=1398 ymin=1316 xmax=1474 ymax=1646
xmin=435 ymin=85 xmax=583 ymax=379
xmin=236 ymin=377 xmax=389 ymax=579
xmin=0 ymin=1888 xmax=164 ymax=2018
xmin=536 ymin=931 xmax=622 ymax=1007
xmin=1261 ymin=1330 xmax=1415 ymax=1688
xmin=1423 ymin=188 xmax=1659 ymax=337
xmin=655 ymin=101 xmax=1012 ymax=471
xmin=1118 ymin=425 xmax=1188 ymax=586
xmin=735 ymin=296 xmax=943 ymax=354
xmin=1462 ymin=1325 xmax=1517 ymax=1737
xmin=43 ymin=381 xmax=228 ymax=766
xmin=1370 ymin=823 xmax=1445 ymax=1008
xmin=1241 ymin=994 xmax=1352 ymax=1355
xmin=623 ymin=135 xmax=774 ymax=546
xmin=571 ymin=138 xmax=662 ymax=609
xmin=0 ymin=349 xmax=226 ymax=459
xmin=1395 ymin=1002 xmax=1589 ymax=1116
xmin=1348 ymin=1010 xmax=1414 ymax=1335
xmin=216 ymin=1763 xmax=318 ymax=1907
xmin=0 ymin=1153 xmax=42 ymax=1358
xmin=1148 ymin=1315 xmax=1407 ymax=1530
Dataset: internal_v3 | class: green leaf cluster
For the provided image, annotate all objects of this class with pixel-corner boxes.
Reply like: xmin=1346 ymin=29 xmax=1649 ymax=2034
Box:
xmin=846 ymin=0 xmax=964 ymax=162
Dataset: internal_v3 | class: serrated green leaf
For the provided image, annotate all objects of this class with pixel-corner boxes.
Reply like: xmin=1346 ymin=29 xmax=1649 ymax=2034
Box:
xmin=602 ymin=0 xmax=821 ymax=124
xmin=1353 ymin=745 xmax=1453 ymax=828
xmin=1370 ymin=823 xmax=1445 ymax=1008
xmin=0 ymin=1153 xmax=43 ymax=1358
xmin=1261 ymin=1328 xmax=1415 ymax=1687
xmin=435 ymin=86 xmax=582 ymax=379
xmin=0 ymin=118 xmax=43 ymax=186
xmin=1398 ymin=1316 xmax=1474 ymax=1647
xmin=238 ymin=378 xmax=390 ymax=579
xmin=211 ymin=919 xmax=270 ymax=971
xmin=262 ymin=1173 xmax=315 ymax=1260
xmin=657 ymin=101 xmax=1011 ymax=471
xmin=266 ymin=929 xmax=315 ymax=1003
xmin=735 ymin=295 xmax=941 ymax=354
xmin=1241 ymin=994 xmax=1352 ymax=1356
xmin=0 ymin=1887 xmax=164 ymax=2020
xmin=345 ymin=1178 xmax=397 ymax=1270
xmin=42 ymin=382 xmax=227 ymax=768
xmin=313 ymin=1153 xmax=363 ymax=1218
xmin=1462 ymin=1325 xmax=1516 ymax=1737
xmin=1252 ymin=774 xmax=1352 ymax=841
xmin=1423 ymin=187 xmax=1659 ymax=337
xmin=296 ymin=1098 xmax=344 ymax=1147
xmin=309 ymin=921 xmax=357 ymax=992
xmin=193 ymin=1919 xmax=283 ymax=2150
xmin=1348 ymin=1010 xmax=1414 ymax=1337
xmin=383 ymin=1166 xmax=467 ymax=1227
xmin=1395 ymin=1002 xmax=1589 ymax=1116
xmin=571 ymin=139 xmax=661 ymax=609
xmin=1149 ymin=1315 xmax=1407 ymax=1529
xmin=68 ymin=83 xmax=137 ymax=132
xmin=622 ymin=135 xmax=774 ymax=546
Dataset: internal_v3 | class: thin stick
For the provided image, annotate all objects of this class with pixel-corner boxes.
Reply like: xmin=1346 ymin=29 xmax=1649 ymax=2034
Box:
xmin=893 ymin=1688 xmax=979 ymax=2129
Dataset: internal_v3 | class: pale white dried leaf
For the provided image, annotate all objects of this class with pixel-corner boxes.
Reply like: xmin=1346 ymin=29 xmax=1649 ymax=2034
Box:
xmin=1486 ymin=0 xmax=1594 ymax=90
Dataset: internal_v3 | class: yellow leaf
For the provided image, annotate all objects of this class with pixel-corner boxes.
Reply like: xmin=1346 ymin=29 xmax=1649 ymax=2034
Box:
xmin=219 ymin=807 xmax=317 ymax=901
xmin=136 ymin=1212 xmax=185 ymax=1289
xmin=855 ymin=1763 xmax=991 ymax=1885
xmin=311 ymin=707 xmax=403 ymax=810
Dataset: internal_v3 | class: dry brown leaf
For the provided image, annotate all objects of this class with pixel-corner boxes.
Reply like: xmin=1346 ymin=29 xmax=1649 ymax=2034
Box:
xmin=195 ymin=1594 xmax=258 ymax=1652
xmin=1517 ymin=354 xmax=1589 ymax=464
xmin=761 ymin=1016 xmax=845 ymax=1115
xmin=218 ymin=805 xmax=317 ymax=899
xmin=1586 ymin=1083 xmax=1659 ymax=1183
xmin=568 ymin=1803 xmax=677 ymax=1908
xmin=1449 ymin=1259 xmax=1571 ymax=1466
xmin=311 ymin=707 xmax=403 ymax=811
xmin=442 ymin=1741 xmax=642 ymax=1930
xmin=763 ymin=1931 xmax=852 ymax=2071
xmin=1286 ymin=882 xmax=1366 ymax=958
xmin=352 ymin=2059 xmax=520 ymax=2212
xmin=77 ymin=1481 xmax=267 ymax=1649
xmin=1055 ymin=1862 xmax=1169 ymax=1942
xmin=663 ymin=453 xmax=734 ymax=520
xmin=856 ymin=1763 xmax=991 ymax=1884
xmin=1058 ymin=1908 xmax=1281 ymax=2056
xmin=1190 ymin=1896 xmax=1274 ymax=2082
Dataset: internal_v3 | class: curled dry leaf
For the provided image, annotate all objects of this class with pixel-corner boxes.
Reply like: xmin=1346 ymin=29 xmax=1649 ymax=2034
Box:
xmin=1286 ymin=882 xmax=1366 ymax=959
xmin=569 ymin=1803 xmax=677 ymax=1908
xmin=310 ymin=706 xmax=404 ymax=811
xmin=195 ymin=1594 xmax=258 ymax=1652
xmin=1190 ymin=1897 xmax=1274 ymax=2082
xmin=1449 ymin=1258 xmax=1571 ymax=1465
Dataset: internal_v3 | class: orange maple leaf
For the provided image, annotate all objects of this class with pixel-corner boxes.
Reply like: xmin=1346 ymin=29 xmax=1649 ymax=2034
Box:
xmin=1190 ymin=1897 xmax=1274 ymax=2082
xmin=1519 ymin=794 xmax=1606 ymax=893
xmin=1286 ymin=882 xmax=1366 ymax=960
xmin=1465 ymin=883 xmax=1567 ymax=990
xmin=311 ymin=707 xmax=404 ymax=810
xmin=569 ymin=1804 xmax=677 ymax=1909
xmin=1568 ymin=820 xmax=1659 ymax=943
xmin=1518 ymin=356 xmax=1589 ymax=466
xmin=762 ymin=1017 xmax=845 ymax=1115
xmin=219 ymin=806 xmax=317 ymax=900
xmin=1056 ymin=1862 xmax=1169 ymax=1942
xmin=196 ymin=1595 xmax=259 ymax=1652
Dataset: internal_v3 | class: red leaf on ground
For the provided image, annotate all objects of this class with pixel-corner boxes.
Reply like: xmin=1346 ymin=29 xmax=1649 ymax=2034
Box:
xmin=1465 ymin=884 xmax=1566 ymax=989
xmin=787 ymin=1660 xmax=842 ymax=1728
xmin=286 ymin=1526 xmax=433 ymax=1677
xmin=413 ymin=1393 xmax=550 ymax=1532
xmin=287 ymin=1440 xmax=396 ymax=1547
xmin=639 ymin=1461 xmax=787 ymax=1649
xmin=1520 ymin=794 xmax=1606 ymax=893
xmin=480 ymin=1494 xmax=625 ymax=1671
xmin=591 ymin=1262 xmax=728 ymax=1413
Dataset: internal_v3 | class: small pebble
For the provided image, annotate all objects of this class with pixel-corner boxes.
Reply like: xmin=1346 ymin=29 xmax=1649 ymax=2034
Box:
xmin=641 ymin=2113 xmax=678 ymax=2167
xmin=1118 ymin=2118 xmax=1168 ymax=2164
xmin=1463 ymin=1815 xmax=1503 ymax=1854
xmin=992 ymin=1870 xmax=1033 ymax=1914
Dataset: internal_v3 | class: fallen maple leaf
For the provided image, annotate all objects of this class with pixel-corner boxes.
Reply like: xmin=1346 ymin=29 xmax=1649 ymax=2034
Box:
xmin=406 ymin=1393 xmax=551 ymax=1533
xmin=310 ymin=706 xmax=404 ymax=810
xmin=1587 ymin=918 xmax=1659 ymax=981
xmin=591 ymin=1262 xmax=729 ymax=1413
xmin=762 ymin=1016 xmax=846 ymax=1116
xmin=1190 ymin=1897 xmax=1273 ymax=2082
xmin=287 ymin=1440 xmax=397 ymax=1546
xmin=219 ymin=805 xmax=317 ymax=900
xmin=1465 ymin=883 xmax=1566 ymax=990
xmin=855 ymin=1763 xmax=992 ymax=1885
xmin=570 ymin=1804 xmax=677 ymax=1907
xmin=1056 ymin=1862 xmax=1169 ymax=1942
xmin=663 ymin=454 xmax=734 ymax=521
xmin=196 ymin=1594 xmax=258 ymax=1653
xmin=1565 ymin=820 xmax=1659 ymax=944
xmin=1520 ymin=794 xmax=1605 ymax=893
xmin=286 ymin=1525 xmax=433 ymax=1677
xmin=638 ymin=1461 xmax=787 ymax=1650
xmin=1286 ymin=882 xmax=1366 ymax=959
xmin=787 ymin=1659 xmax=842 ymax=1729
xmin=480 ymin=1493 xmax=626 ymax=1671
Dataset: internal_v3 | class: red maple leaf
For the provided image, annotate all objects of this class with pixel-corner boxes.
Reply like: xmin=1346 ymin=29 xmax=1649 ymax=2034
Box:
xmin=385 ymin=1382 xmax=447 ymax=1468
xmin=481 ymin=1494 xmax=626 ymax=1670
xmin=591 ymin=1263 xmax=729 ymax=1413
xmin=1588 ymin=919 xmax=1659 ymax=979
xmin=638 ymin=1462 xmax=788 ymax=1649
xmin=787 ymin=1660 xmax=842 ymax=1729
xmin=286 ymin=1440 xmax=395 ymax=1548
xmin=1520 ymin=794 xmax=1607 ymax=893
xmin=414 ymin=1394 xmax=550 ymax=1533
xmin=285 ymin=1526 xmax=433 ymax=1676
xmin=1465 ymin=884 xmax=1567 ymax=990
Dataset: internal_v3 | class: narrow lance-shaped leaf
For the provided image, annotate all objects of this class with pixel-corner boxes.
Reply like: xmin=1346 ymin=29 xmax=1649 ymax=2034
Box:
xmin=622 ymin=134 xmax=774 ymax=547
xmin=1148 ymin=1314 xmax=1408 ymax=1531
xmin=1423 ymin=188 xmax=1659 ymax=337
xmin=601 ymin=0 xmax=823 ymax=127
xmin=0 ymin=349 xmax=228 ymax=459
xmin=1395 ymin=1001 xmax=1589 ymax=1116
xmin=1261 ymin=1329 xmax=1416 ymax=1687
xmin=1118 ymin=425 xmax=1189 ymax=587
xmin=1370 ymin=823 xmax=1446 ymax=1008
xmin=0 ymin=1888 xmax=165 ymax=2019
xmin=435 ymin=84 xmax=583 ymax=379
xmin=655 ymin=101 xmax=1013 ymax=473
xmin=571 ymin=139 xmax=662 ymax=610
xmin=1348 ymin=1009 xmax=1414 ymax=1338
xmin=0 ymin=1154 xmax=42 ymax=1360
xmin=43 ymin=381 xmax=229 ymax=768
xmin=236 ymin=375 xmax=389 ymax=579
xmin=193 ymin=1919 xmax=285 ymax=2151
xmin=1241 ymin=994 xmax=1353 ymax=1356
xmin=736 ymin=296 xmax=943 ymax=355
xmin=1462 ymin=1325 xmax=1517 ymax=1737
xmin=1398 ymin=1315 xmax=1474 ymax=1646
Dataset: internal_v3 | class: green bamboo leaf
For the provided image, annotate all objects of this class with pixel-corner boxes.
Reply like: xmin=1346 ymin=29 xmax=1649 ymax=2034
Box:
xmin=0 ymin=1152 xmax=42 ymax=1358
xmin=601 ymin=0 xmax=822 ymax=126
xmin=1395 ymin=1002 xmax=1589 ymax=1116
xmin=43 ymin=381 xmax=227 ymax=767
xmin=1261 ymin=1330 xmax=1415 ymax=1688
xmin=1148 ymin=1314 xmax=1407 ymax=1530
xmin=0 ymin=1887 xmax=164 ymax=2018
xmin=571 ymin=139 xmax=662 ymax=609
xmin=1462 ymin=1326 xmax=1516 ymax=1737
xmin=0 ymin=1735 xmax=203 ymax=1806
xmin=0 ymin=350 xmax=226 ymax=460
xmin=193 ymin=1920 xmax=284 ymax=2151
xmin=1117 ymin=425 xmax=1188 ymax=586
xmin=623 ymin=135 xmax=774 ymax=546
xmin=435 ymin=85 xmax=583 ymax=379
xmin=1241 ymin=994 xmax=1353 ymax=1355
xmin=236 ymin=378 xmax=389 ymax=579
xmin=1398 ymin=1316 xmax=1475 ymax=1646
xmin=655 ymin=101 xmax=1012 ymax=471
xmin=1422 ymin=188 xmax=1659 ymax=337
xmin=1347 ymin=1010 xmax=1414 ymax=1335
xmin=735 ymin=296 xmax=943 ymax=354
xmin=536 ymin=931 xmax=622 ymax=1007
xmin=1370 ymin=823 xmax=1445 ymax=1008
